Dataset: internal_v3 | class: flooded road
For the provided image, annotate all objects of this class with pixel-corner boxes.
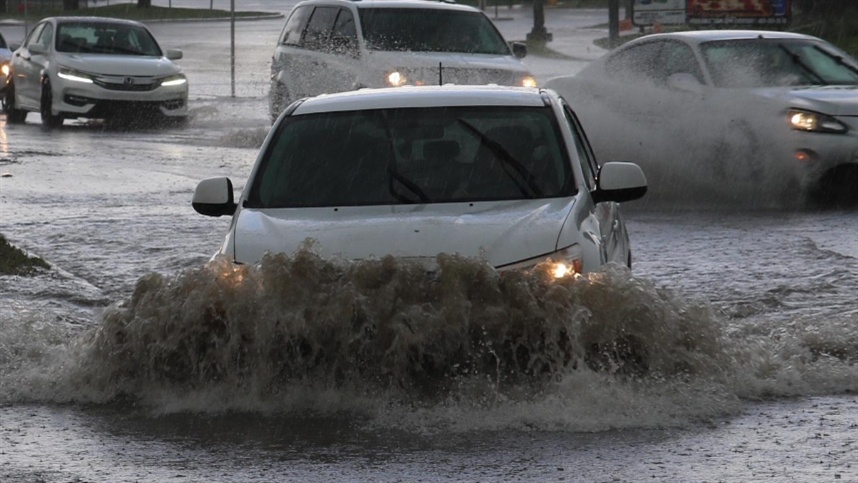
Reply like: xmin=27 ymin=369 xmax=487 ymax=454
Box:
xmin=2 ymin=4 xmax=858 ymax=482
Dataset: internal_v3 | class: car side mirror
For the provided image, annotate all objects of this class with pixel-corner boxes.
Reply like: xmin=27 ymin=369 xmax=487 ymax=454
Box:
xmin=193 ymin=177 xmax=237 ymax=217
xmin=28 ymin=44 xmax=46 ymax=55
xmin=166 ymin=49 xmax=183 ymax=60
xmin=666 ymin=73 xmax=703 ymax=94
xmin=593 ymin=161 xmax=647 ymax=204
xmin=511 ymin=42 xmax=527 ymax=59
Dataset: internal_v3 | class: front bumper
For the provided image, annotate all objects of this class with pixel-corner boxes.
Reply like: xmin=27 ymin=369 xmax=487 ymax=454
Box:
xmin=792 ymin=115 xmax=858 ymax=187
xmin=54 ymin=74 xmax=188 ymax=119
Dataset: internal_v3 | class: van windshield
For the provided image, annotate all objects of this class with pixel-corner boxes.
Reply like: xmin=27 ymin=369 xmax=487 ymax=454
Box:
xmin=358 ymin=8 xmax=511 ymax=55
xmin=248 ymin=106 xmax=573 ymax=208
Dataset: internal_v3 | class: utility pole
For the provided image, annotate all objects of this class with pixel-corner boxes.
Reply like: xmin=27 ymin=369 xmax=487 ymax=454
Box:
xmin=608 ymin=0 xmax=619 ymax=48
xmin=526 ymin=0 xmax=552 ymax=46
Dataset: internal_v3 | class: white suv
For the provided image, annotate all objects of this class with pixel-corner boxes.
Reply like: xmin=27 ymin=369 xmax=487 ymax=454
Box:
xmin=194 ymin=85 xmax=648 ymax=276
xmin=268 ymin=0 xmax=536 ymax=122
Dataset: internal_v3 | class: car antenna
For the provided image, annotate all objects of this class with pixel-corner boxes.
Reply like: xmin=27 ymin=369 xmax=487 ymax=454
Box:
xmin=439 ymin=62 xmax=443 ymax=85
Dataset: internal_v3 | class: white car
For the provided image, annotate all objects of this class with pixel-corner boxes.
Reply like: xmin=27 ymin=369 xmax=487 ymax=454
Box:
xmin=544 ymin=30 xmax=858 ymax=207
xmin=193 ymin=86 xmax=647 ymax=276
xmin=0 ymin=31 xmax=12 ymax=101
xmin=4 ymin=16 xmax=188 ymax=127
xmin=268 ymin=0 xmax=536 ymax=123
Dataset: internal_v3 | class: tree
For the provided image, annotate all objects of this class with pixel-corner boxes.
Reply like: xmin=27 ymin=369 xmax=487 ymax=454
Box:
xmin=137 ymin=0 xmax=152 ymax=7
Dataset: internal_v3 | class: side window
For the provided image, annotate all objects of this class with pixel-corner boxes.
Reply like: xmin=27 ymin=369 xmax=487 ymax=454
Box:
xmin=36 ymin=23 xmax=54 ymax=51
xmin=605 ymin=42 xmax=662 ymax=85
xmin=301 ymin=7 xmax=339 ymax=51
xmin=281 ymin=6 xmax=311 ymax=46
xmin=660 ymin=40 xmax=703 ymax=84
xmin=330 ymin=9 xmax=357 ymax=54
xmin=24 ymin=23 xmax=46 ymax=49
xmin=563 ymin=105 xmax=598 ymax=192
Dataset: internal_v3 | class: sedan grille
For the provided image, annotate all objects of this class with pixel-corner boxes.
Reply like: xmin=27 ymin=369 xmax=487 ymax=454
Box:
xmin=93 ymin=75 xmax=160 ymax=92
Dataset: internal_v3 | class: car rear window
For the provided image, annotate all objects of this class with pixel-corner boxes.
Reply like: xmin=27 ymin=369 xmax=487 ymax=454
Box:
xmin=248 ymin=106 xmax=574 ymax=208
xmin=358 ymin=8 xmax=510 ymax=55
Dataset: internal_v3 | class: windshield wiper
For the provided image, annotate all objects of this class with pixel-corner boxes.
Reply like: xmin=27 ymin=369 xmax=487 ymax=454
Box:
xmin=378 ymin=111 xmax=431 ymax=204
xmin=778 ymin=44 xmax=828 ymax=85
xmin=811 ymin=45 xmax=858 ymax=78
xmin=457 ymin=119 xmax=543 ymax=199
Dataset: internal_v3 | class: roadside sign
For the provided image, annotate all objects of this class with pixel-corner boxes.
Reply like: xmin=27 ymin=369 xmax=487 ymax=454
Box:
xmin=686 ymin=0 xmax=791 ymax=26
xmin=632 ymin=0 xmax=686 ymax=27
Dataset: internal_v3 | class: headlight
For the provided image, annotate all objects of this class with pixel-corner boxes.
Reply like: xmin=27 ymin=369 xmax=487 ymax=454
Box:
xmin=520 ymin=75 xmax=538 ymax=88
xmin=57 ymin=66 xmax=94 ymax=84
xmin=385 ymin=70 xmax=407 ymax=87
xmin=498 ymin=244 xmax=584 ymax=279
xmin=1 ymin=64 xmax=9 ymax=77
xmin=788 ymin=108 xmax=847 ymax=134
xmin=160 ymin=74 xmax=187 ymax=87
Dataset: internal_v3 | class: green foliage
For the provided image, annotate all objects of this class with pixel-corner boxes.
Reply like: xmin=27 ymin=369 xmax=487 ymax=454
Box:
xmin=0 ymin=235 xmax=50 ymax=276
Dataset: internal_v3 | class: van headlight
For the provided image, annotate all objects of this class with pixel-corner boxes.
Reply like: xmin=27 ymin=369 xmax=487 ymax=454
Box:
xmin=788 ymin=108 xmax=847 ymax=134
xmin=58 ymin=66 xmax=94 ymax=84
xmin=520 ymin=75 xmax=538 ymax=88
xmin=385 ymin=70 xmax=407 ymax=87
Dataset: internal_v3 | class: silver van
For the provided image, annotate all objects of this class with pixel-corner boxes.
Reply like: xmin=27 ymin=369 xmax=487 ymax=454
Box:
xmin=268 ymin=0 xmax=535 ymax=122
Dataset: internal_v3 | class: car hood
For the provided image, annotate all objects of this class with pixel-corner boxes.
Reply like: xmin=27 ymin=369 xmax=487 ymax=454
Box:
xmin=58 ymin=53 xmax=181 ymax=76
xmin=232 ymin=199 xmax=574 ymax=268
xmin=753 ymin=85 xmax=858 ymax=116
xmin=364 ymin=50 xmax=531 ymax=84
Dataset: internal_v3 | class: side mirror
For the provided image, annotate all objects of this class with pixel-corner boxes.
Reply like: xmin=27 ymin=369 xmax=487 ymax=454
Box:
xmin=510 ymin=42 xmax=527 ymax=59
xmin=28 ymin=44 xmax=46 ymax=55
xmin=166 ymin=49 xmax=183 ymax=60
xmin=666 ymin=73 xmax=703 ymax=94
xmin=192 ymin=177 xmax=236 ymax=217
xmin=593 ymin=161 xmax=647 ymax=204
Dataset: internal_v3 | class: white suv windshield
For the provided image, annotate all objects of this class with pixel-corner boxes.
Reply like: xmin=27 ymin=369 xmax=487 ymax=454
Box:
xmin=249 ymin=106 xmax=573 ymax=208
xmin=358 ymin=8 xmax=511 ymax=55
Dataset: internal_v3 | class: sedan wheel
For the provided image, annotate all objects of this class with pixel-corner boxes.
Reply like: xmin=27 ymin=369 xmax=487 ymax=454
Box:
xmin=40 ymin=81 xmax=63 ymax=129
xmin=4 ymin=82 xmax=28 ymax=124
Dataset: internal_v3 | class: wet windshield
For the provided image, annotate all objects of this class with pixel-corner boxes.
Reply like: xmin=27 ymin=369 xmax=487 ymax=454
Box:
xmin=358 ymin=8 xmax=511 ymax=54
xmin=248 ymin=106 xmax=572 ymax=208
xmin=56 ymin=22 xmax=162 ymax=56
xmin=701 ymin=38 xmax=858 ymax=87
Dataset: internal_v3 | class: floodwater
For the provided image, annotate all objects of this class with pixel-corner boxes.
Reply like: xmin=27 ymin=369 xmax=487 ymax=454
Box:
xmin=2 ymin=4 xmax=858 ymax=482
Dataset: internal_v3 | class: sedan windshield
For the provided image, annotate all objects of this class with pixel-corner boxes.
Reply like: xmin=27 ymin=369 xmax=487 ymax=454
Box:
xmin=358 ymin=8 xmax=511 ymax=55
xmin=56 ymin=22 xmax=162 ymax=56
xmin=701 ymin=39 xmax=858 ymax=87
xmin=248 ymin=106 xmax=572 ymax=208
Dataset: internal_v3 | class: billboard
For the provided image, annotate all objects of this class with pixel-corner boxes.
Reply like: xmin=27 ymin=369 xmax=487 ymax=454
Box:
xmin=632 ymin=0 xmax=686 ymax=26
xmin=686 ymin=0 xmax=791 ymax=25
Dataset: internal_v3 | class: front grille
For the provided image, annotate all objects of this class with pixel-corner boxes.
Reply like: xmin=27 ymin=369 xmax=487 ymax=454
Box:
xmin=93 ymin=76 xmax=159 ymax=92
xmin=407 ymin=68 xmax=516 ymax=86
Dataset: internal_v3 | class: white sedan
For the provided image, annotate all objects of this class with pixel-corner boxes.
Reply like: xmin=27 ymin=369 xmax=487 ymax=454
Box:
xmin=5 ymin=16 xmax=188 ymax=127
xmin=193 ymin=86 xmax=647 ymax=276
xmin=545 ymin=30 xmax=858 ymax=207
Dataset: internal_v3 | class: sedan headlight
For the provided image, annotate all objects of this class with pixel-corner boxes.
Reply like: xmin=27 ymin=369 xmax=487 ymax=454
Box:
xmin=160 ymin=74 xmax=187 ymax=87
xmin=788 ymin=108 xmax=848 ymax=134
xmin=1 ymin=63 xmax=9 ymax=77
xmin=498 ymin=244 xmax=584 ymax=280
xmin=57 ymin=66 xmax=94 ymax=84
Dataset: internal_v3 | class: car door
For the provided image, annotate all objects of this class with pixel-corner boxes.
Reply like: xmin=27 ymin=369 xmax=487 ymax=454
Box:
xmin=292 ymin=6 xmax=358 ymax=98
xmin=13 ymin=21 xmax=51 ymax=109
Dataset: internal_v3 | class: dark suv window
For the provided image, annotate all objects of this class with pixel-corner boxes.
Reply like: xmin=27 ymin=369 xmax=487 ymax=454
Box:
xmin=358 ymin=8 xmax=510 ymax=54
xmin=281 ymin=6 xmax=311 ymax=46
xmin=249 ymin=106 xmax=573 ymax=208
